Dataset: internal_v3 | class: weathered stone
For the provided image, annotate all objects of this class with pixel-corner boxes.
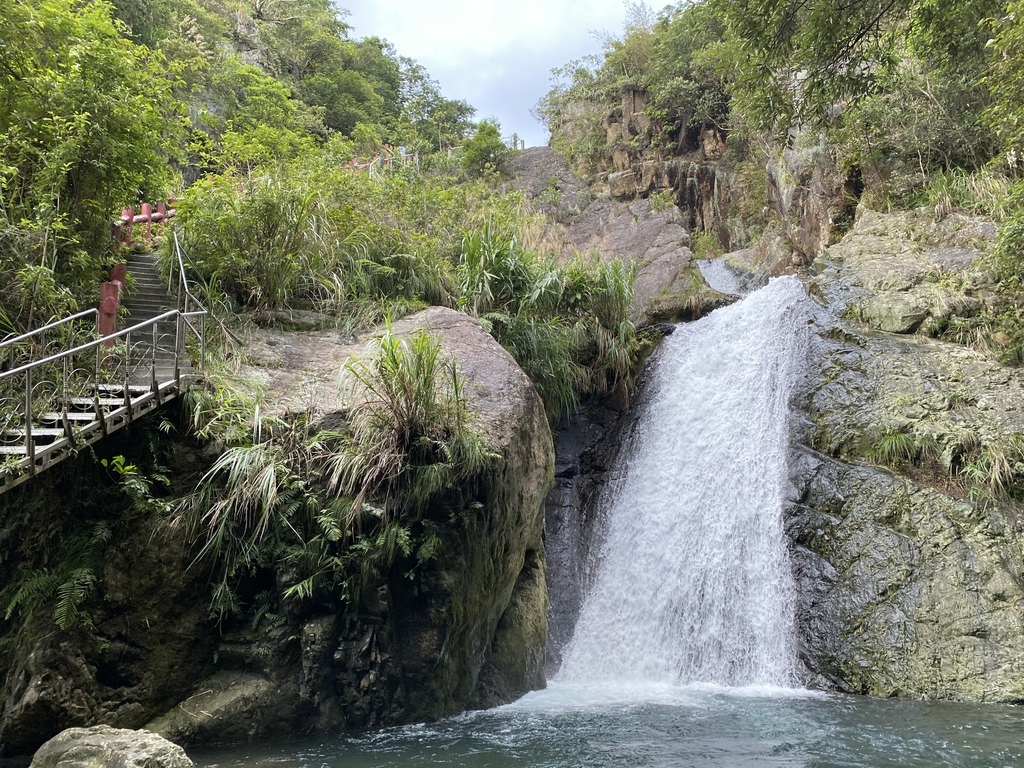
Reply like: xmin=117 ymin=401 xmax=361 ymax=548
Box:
xmin=766 ymin=130 xmax=847 ymax=263
xmin=0 ymin=460 xmax=217 ymax=758
xmin=146 ymin=672 xmax=286 ymax=746
xmin=511 ymin=149 xmax=733 ymax=325
xmin=792 ymin=205 xmax=1024 ymax=702
xmin=30 ymin=725 xmax=193 ymax=768
xmin=608 ymin=170 xmax=637 ymax=200
xmin=159 ymin=307 xmax=553 ymax=741
xmin=811 ymin=207 xmax=995 ymax=336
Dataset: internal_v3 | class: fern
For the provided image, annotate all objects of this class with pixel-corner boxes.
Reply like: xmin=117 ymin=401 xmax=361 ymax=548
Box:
xmin=53 ymin=568 xmax=96 ymax=630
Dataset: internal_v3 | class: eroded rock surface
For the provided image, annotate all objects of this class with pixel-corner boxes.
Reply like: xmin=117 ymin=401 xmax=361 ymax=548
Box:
xmin=151 ymin=306 xmax=553 ymax=744
xmin=30 ymin=725 xmax=193 ymax=768
xmin=792 ymin=207 xmax=1024 ymax=701
xmin=512 ymin=147 xmax=731 ymax=324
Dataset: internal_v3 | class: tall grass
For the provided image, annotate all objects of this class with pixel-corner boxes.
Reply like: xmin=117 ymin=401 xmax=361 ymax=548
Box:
xmin=457 ymin=224 xmax=642 ymax=420
xmin=179 ymin=329 xmax=492 ymax=619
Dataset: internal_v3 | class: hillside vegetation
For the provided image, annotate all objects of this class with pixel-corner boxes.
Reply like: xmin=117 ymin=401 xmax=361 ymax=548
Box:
xmin=536 ymin=0 xmax=1024 ymax=360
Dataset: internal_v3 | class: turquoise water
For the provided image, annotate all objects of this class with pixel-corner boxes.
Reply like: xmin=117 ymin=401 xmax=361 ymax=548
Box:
xmin=190 ymin=681 xmax=1024 ymax=767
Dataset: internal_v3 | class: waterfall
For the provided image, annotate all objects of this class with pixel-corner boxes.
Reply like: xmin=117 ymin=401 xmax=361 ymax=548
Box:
xmin=558 ymin=276 xmax=809 ymax=688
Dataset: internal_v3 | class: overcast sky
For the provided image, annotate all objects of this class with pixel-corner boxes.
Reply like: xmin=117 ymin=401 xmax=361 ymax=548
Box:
xmin=342 ymin=1 xmax=631 ymax=148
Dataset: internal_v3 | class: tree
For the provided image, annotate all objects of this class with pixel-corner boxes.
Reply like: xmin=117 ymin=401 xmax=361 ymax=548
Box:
xmin=0 ymin=0 xmax=182 ymax=329
xmin=714 ymin=0 xmax=1001 ymax=131
xmin=460 ymin=121 xmax=512 ymax=179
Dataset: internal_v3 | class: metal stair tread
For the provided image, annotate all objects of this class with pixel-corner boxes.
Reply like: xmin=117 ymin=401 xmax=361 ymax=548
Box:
xmin=2 ymin=428 xmax=66 ymax=438
xmin=40 ymin=411 xmax=100 ymax=422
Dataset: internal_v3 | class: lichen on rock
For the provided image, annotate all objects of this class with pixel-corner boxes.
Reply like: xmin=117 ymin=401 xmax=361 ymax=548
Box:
xmin=792 ymin=205 xmax=1024 ymax=702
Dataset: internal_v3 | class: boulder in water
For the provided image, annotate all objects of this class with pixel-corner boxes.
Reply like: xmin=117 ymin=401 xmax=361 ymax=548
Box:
xmin=30 ymin=725 xmax=193 ymax=768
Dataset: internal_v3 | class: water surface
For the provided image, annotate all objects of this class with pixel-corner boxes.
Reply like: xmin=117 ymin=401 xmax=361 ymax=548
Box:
xmin=191 ymin=682 xmax=1024 ymax=768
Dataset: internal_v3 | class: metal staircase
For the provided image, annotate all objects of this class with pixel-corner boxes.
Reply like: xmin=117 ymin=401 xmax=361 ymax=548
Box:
xmin=0 ymin=231 xmax=207 ymax=493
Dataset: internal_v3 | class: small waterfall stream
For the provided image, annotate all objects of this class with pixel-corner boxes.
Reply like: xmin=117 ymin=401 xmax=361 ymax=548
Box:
xmin=558 ymin=275 xmax=809 ymax=688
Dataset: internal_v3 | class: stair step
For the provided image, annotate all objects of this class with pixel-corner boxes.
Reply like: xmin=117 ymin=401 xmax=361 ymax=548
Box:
xmin=40 ymin=411 xmax=101 ymax=422
xmin=0 ymin=446 xmax=27 ymax=455
xmin=2 ymin=428 xmax=67 ymax=439
xmin=92 ymin=383 xmax=150 ymax=395
xmin=69 ymin=397 xmax=126 ymax=407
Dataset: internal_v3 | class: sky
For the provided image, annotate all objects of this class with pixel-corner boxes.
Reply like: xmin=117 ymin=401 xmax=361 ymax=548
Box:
xmin=342 ymin=1 xmax=632 ymax=148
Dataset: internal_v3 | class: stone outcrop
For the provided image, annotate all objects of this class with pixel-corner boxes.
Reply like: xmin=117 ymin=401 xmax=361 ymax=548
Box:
xmin=30 ymin=725 xmax=193 ymax=768
xmin=148 ymin=306 xmax=553 ymax=744
xmin=0 ymin=454 xmax=218 ymax=758
xmin=791 ymin=206 xmax=1024 ymax=701
xmin=764 ymin=132 xmax=848 ymax=267
xmin=0 ymin=308 xmax=554 ymax=757
xmin=511 ymin=147 xmax=732 ymax=324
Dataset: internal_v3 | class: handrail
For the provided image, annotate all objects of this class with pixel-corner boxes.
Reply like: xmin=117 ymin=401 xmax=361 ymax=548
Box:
xmin=0 ymin=311 xmax=179 ymax=382
xmin=0 ymin=221 xmax=209 ymax=492
xmin=0 ymin=309 xmax=99 ymax=351
xmin=172 ymin=228 xmax=208 ymax=313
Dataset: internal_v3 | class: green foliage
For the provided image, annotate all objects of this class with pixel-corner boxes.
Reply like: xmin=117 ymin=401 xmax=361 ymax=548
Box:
xmin=870 ymin=425 xmax=927 ymax=468
xmin=533 ymin=57 xmax=608 ymax=176
xmin=174 ymin=162 xmax=450 ymax=315
xmin=330 ymin=330 xmax=494 ymax=522
xmin=0 ymin=0 xmax=181 ymax=331
xmin=461 ymin=121 xmax=513 ymax=180
xmin=647 ymin=2 xmax=733 ymax=144
xmin=691 ymin=230 xmax=724 ymax=260
xmin=181 ymin=330 xmax=492 ymax=619
xmin=0 ymin=440 xmax=175 ymax=641
xmin=833 ymin=60 xmax=997 ymax=206
xmin=456 ymin=225 xmax=643 ymax=420
xmin=985 ymin=0 xmax=1024 ymax=166
xmin=716 ymin=0 xmax=1000 ymax=133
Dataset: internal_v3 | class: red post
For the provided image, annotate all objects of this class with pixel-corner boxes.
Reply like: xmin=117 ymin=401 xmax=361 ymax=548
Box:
xmin=141 ymin=202 xmax=153 ymax=242
xmin=121 ymin=207 xmax=134 ymax=245
xmin=99 ymin=281 xmax=120 ymax=345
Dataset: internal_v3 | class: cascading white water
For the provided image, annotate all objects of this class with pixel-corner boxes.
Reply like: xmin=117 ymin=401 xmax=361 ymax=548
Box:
xmin=558 ymin=276 xmax=809 ymax=688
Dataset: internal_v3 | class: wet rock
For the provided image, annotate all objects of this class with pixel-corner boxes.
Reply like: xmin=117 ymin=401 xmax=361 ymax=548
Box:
xmin=30 ymin=725 xmax=193 ymax=768
xmin=792 ymin=207 xmax=1024 ymax=702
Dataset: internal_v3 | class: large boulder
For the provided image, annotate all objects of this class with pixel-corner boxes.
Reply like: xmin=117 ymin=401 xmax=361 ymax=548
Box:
xmin=791 ymin=207 xmax=1024 ymax=701
xmin=30 ymin=725 xmax=193 ymax=768
xmin=149 ymin=306 xmax=553 ymax=742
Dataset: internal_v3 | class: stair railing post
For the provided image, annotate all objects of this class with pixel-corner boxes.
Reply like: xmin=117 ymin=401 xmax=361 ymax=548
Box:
xmin=174 ymin=312 xmax=181 ymax=385
xmin=151 ymin=321 xmax=159 ymax=399
xmin=24 ymin=368 xmax=34 ymax=475
xmin=62 ymin=355 xmax=72 ymax=441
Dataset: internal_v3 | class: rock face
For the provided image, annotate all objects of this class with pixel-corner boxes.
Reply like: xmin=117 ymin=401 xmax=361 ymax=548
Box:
xmin=791 ymin=208 xmax=1024 ymax=701
xmin=512 ymin=147 xmax=732 ymax=324
xmin=0 ymin=308 xmax=553 ymax=757
xmin=149 ymin=306 xmax=553 ymax=744
xmin=30 ymin=725 xmax=193 ymax=768
xmin=0 ymin=447 xmax=219 ymax=758
xmin=765 ymin=132 xmax=847 ymax=267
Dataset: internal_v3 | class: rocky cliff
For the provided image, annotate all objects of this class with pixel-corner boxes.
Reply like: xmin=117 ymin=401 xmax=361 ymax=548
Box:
xmin=789 ymin=207 xmax=1024 ymax=701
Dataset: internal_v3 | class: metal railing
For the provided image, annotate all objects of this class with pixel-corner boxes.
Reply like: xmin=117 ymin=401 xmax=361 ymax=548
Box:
xmin=0 ymin=227 xmax=207 ymax=485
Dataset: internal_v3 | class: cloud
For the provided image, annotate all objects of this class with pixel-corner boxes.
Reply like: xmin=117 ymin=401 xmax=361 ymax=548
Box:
xmin=344 ymin=0 xmax=628 ymax=146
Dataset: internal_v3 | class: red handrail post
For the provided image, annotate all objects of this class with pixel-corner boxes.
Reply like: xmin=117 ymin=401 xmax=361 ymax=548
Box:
xmin=141 ymin=202 xmax=153 ymax=243
xmin=121 ymin=207 xmax=134 ymax=245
